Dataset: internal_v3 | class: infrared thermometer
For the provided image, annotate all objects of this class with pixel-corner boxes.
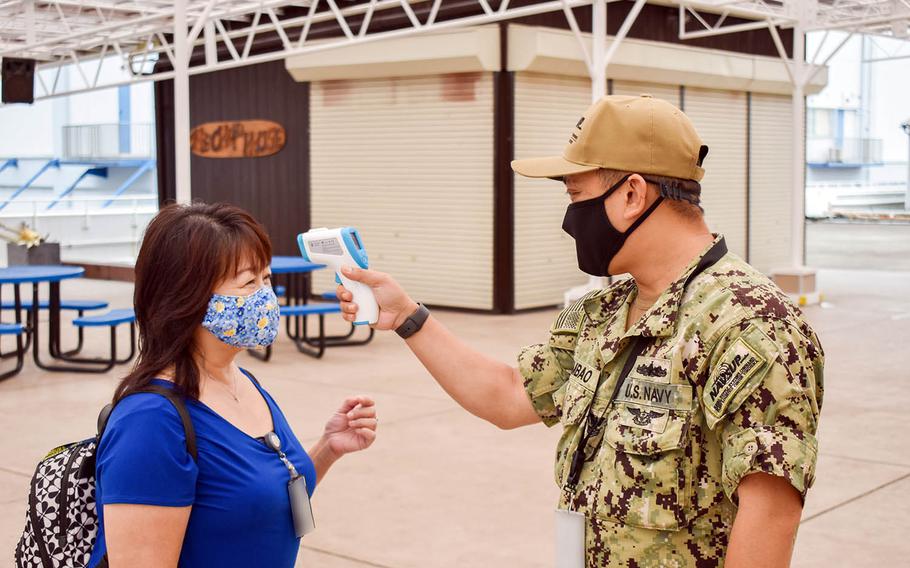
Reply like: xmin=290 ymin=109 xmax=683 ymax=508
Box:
xmin=297 ymin=227 xmax=379 ymax=325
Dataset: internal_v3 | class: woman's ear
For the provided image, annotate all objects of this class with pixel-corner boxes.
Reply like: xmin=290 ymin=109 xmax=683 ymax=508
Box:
xmin=623 ymin=174 xmax=650 ymax=220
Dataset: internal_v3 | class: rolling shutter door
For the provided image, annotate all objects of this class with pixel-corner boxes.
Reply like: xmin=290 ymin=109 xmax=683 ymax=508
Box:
xmin=748 ymin=93 xmax=794 ymax=273
xmin=612 ymin=80 xmax=680 ymax=107
xmin=513 ymin=72 xmax=590 ymax=309
xmin=310 ymin=74 xmax=494 ymax=309
xmin=684 ymin=88 xmax=748 ymax=258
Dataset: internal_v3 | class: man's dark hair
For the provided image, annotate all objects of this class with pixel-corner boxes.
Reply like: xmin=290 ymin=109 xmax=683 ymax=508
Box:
xmin=598 ymin=169 xmax=704 ymax=221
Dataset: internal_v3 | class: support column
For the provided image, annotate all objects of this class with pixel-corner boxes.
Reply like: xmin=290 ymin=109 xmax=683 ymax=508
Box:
xmin=572 ymin=0 xmax=609 ymax=302
xmin=903 ymin=121 xmax=910 ymax=210
xmin=771 ymin=4 xmax=821 ymax=306
xmin=591 ymin=0 xmax=606 ymax=102
xmin=564 ymin=0 xmax=646 ymax=305
xmin=174 ymin=0 xmax=192 ymax=204
xmin=791 ymin=25 xmax=806 ymax=268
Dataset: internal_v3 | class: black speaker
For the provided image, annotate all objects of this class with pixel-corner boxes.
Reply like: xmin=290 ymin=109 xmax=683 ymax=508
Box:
xmin=2 ymin=58 xmax=36 ymax=104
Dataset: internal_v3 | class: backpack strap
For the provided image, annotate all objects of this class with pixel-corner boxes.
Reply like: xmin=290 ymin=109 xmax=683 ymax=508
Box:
xmin=89 ymin=386 xmax=196 ymax=568
xmin=96 ymin=384 xmax=197 ymax=461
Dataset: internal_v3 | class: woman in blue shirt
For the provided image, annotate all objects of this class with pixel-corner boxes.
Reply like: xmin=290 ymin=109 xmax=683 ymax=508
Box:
xmin=88 ymin=203 xmax=377 ymax=568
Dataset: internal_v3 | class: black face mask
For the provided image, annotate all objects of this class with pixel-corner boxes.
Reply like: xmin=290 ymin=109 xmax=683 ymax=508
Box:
xmin=562 ymin=174 xmax=665 ymax=276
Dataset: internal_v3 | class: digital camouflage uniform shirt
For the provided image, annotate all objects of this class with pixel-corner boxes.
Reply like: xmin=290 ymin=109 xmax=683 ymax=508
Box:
xmin=518 ymin=236 xmax=824 ymax=567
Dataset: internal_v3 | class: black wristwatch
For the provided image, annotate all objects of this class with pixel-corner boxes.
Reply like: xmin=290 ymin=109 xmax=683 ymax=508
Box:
xmin=395 ymin=303 xmax=430 ymax=339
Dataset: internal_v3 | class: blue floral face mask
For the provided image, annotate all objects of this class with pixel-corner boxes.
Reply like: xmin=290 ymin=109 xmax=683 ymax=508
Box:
xmin=202 ymin=286 xmax=280 ymax=348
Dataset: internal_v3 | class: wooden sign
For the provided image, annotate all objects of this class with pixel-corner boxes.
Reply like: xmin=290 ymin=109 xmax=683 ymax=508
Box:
xmin=190 ymin=120 xmax=286 ymax=158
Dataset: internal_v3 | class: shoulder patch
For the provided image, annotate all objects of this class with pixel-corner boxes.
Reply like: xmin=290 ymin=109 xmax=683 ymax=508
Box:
xmin=704 ymin=324 xmax=775 ymax=418
xmin=551 ymin=289 xmax=601 ymax=335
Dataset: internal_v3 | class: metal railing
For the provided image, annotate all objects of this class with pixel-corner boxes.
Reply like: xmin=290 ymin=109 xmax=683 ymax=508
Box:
xmin=0 ymin=195 xmax=157 ymax=265
xmin=62 ymin=123 xmax=154 ymax=159
xmin=807 ymin=137 xmax=883 ymax=165
xmin=0 ymin=194 xmax=157 ymax=222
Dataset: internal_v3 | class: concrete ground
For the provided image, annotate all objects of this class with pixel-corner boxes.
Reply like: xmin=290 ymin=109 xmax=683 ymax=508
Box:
xmin=807 ymin=220 xmax=910 ymax=271
xmin=1 ymin=269 xmax=908 ymax=567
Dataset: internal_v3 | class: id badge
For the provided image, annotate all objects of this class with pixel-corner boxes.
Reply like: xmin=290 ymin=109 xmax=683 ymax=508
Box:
xmin=555 ymin=508 xmax=585 ymax=568
xmin=288 ymin=475 xmax=316 ymax=538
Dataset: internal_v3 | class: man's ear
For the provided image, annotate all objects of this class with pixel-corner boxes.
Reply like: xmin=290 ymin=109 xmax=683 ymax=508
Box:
xmin=623 ymin=174 xmax=650 ymax=220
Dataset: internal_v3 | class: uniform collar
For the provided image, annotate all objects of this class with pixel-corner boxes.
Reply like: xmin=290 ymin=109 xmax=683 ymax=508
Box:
xmin=584 ymin=234 xmax=726 ymax=341
xmin=628 ymin=234 xmax=726 ymax=339
xmin=581 ymin=281 xmax=636 ymax=367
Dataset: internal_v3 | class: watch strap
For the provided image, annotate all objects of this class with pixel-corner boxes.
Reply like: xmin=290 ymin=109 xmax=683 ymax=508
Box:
xmin=395 ymin=303 xmax=430 ymax=339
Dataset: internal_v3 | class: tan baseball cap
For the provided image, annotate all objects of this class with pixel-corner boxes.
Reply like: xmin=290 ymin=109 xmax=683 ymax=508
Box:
xmin=511 ymin=94 xmax=708 ymax=182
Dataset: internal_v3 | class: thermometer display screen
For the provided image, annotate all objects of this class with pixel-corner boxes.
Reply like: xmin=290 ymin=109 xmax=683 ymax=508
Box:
xmin=308 ymin=237 xmax=343 ymax=256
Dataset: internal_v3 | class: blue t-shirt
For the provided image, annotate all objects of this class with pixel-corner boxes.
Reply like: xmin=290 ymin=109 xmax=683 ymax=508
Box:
xmin=88 ymin=371 xmax=317 ymax=568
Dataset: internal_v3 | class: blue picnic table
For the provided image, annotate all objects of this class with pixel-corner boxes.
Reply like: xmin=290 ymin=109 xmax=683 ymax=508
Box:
xmin=0 ymin=265 xmax=119 ymax=376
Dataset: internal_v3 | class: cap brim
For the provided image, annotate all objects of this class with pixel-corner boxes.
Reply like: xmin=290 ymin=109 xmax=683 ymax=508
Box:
xmin=510 ymin=155 xmax=598 ymax=179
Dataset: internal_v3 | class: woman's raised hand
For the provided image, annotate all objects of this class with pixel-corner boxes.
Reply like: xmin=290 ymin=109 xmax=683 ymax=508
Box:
xmin=323 ymin=396 xmax=377 ymax=457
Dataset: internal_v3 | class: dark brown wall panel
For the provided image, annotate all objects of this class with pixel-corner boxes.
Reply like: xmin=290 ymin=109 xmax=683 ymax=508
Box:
xmin=155 ymin=61 xmax=310 ymax=256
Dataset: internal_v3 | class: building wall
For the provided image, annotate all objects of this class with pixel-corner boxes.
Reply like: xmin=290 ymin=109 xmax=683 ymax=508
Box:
xmin=156 ymin=60 xmax=310 ymax=257
xmin=806 ymin=32 xmax=910 ymax=215
xmin=749 ymin=93 xmax=795 ymax=271
xmin=308 ymin=74 xmax=495 ymax=309
xmin=685 ymin=88 xmax=749 ymax=258
xmin=513 ymin=76 xmax=792 ymax=308
xmin=513 ymin=73 xmax=590 ymax=310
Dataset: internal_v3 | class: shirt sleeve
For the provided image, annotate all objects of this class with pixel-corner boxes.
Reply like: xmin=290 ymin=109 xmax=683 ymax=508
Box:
xmin=516 ymin=310 xmax=580 ymax=428
xmin=701 ymin=318 xmax=824 ymax=503
xmin=97 ymin=394 xmax=199 ymax=506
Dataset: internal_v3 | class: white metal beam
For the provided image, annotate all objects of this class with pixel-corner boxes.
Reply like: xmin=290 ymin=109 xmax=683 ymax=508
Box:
xmin=591 ymin=0 xmax=606 ymax=101
xmin=791 ymin=19 xmax=806 ymax=268
xmin=174 ymin=0 xmax=192 ymax=204
xmin=602 ymin=0 xmax=646 ymax=69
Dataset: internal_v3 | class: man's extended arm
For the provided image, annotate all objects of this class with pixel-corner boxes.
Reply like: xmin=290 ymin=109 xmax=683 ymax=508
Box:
xmin=338 ymin=266 xmax=540 ymax=429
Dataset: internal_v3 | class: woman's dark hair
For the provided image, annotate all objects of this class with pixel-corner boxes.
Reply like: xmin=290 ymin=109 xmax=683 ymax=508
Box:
xmin=113 ymin=202 xmax=272 ymax=403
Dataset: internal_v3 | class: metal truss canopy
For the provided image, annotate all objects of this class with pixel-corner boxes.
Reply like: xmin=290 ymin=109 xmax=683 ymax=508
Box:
xmin=679 ymin=0 xmax=910 ymax=36
xmin=0 ymin=1 xmax=908 ymax=100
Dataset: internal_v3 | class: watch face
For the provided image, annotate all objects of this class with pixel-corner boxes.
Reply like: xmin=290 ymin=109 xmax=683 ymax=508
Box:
xmin=396 ymin=304 xmax=428 ymax=338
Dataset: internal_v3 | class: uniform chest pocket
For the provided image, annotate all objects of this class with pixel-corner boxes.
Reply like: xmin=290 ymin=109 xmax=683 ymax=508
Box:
xmin=598 ymin=395 xmax=696 ymax=531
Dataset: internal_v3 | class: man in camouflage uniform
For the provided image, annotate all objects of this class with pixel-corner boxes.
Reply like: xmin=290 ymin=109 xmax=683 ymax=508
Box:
xmin=337 ymin=94 xmax=823 ymax=567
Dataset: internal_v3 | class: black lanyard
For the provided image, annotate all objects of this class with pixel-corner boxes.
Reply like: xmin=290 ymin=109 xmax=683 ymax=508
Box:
xmin=565 ymin=238 xmax=728 ymax=488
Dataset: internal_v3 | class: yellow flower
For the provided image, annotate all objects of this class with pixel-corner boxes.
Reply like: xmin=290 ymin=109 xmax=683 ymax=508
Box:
xmin=224 ymin=329 xmax=236 ymax=337
xmin=236 ymin=297 xmax=245 ymax=307
xmin=265 ymin=303 xmax=275 ymax=310
xmin=257 ymin=317 xmax=268 ymax=329
xmin=214 ymin=301 xmax=225 ymax=313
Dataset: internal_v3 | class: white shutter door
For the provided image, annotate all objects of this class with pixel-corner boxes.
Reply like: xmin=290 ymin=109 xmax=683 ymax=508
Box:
xmin=749 ymin=93 xmax=793 ymax=273
xmin=513 ymin=73 xmax=590 ymax=309
xmin=612 ymin=80 xmax=680 ymax=107
xmin=310 ymin=74 xmax=494 ymax=309
xmin=685 ymin=88 xmax=748 ymax=257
